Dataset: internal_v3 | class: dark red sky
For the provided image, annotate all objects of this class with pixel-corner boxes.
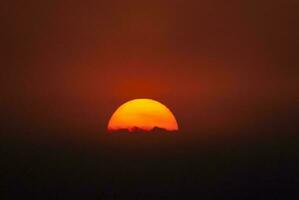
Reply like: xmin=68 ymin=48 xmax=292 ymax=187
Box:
xmin=1 ymin=0 xmax=298 ymax=135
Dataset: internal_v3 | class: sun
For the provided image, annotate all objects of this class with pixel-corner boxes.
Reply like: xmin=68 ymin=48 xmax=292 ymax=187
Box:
xmin=107 ymin=99 xmax=179 ymax=132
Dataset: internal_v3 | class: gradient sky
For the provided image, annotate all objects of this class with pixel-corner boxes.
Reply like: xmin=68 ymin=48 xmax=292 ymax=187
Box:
xmin=1 ymin=0 xmax=298 ymax=136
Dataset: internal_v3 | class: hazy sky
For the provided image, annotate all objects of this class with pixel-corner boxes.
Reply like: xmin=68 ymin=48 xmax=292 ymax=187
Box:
xmin=1 ymin=0 xmax=298 ymax=135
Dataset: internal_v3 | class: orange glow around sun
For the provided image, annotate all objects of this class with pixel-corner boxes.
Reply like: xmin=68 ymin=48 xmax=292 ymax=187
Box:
xmin=108 ymin=99 xmax=179 ymax=132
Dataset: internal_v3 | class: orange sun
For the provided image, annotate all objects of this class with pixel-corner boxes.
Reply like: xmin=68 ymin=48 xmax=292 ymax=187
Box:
xmin=107 ymin=99 xmax=179 ymax=132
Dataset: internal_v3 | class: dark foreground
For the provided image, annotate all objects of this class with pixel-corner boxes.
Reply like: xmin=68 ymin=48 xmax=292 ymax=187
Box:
xmin=2 ymin=130 xmax=299 ymax=199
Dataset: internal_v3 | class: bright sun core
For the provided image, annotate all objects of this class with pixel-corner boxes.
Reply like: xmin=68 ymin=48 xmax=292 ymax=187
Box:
xmin=107 ymin=99 xmax=179 ymax=132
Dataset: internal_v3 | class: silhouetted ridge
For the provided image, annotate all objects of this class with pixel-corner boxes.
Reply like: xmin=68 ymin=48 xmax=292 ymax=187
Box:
xmin=108 ymin=126 xmax=178 ymax=133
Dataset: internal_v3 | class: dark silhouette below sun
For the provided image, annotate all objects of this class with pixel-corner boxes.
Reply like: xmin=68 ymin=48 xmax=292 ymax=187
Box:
xmin=108 ymin=126 xmax=178 ymax=133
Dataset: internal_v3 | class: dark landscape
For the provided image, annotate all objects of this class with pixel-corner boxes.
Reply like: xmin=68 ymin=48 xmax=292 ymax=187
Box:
xmin=2 ymin=123 xmax=299 ymax=199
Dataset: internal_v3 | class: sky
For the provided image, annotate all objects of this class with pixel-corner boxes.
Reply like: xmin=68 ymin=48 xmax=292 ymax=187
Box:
xmin=1 ymin=0 xmax=298 ymax=136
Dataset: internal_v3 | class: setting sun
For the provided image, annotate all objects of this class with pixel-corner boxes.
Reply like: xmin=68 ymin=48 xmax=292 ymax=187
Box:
xmin=107 ymin=99 xmax=179 ymax=132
